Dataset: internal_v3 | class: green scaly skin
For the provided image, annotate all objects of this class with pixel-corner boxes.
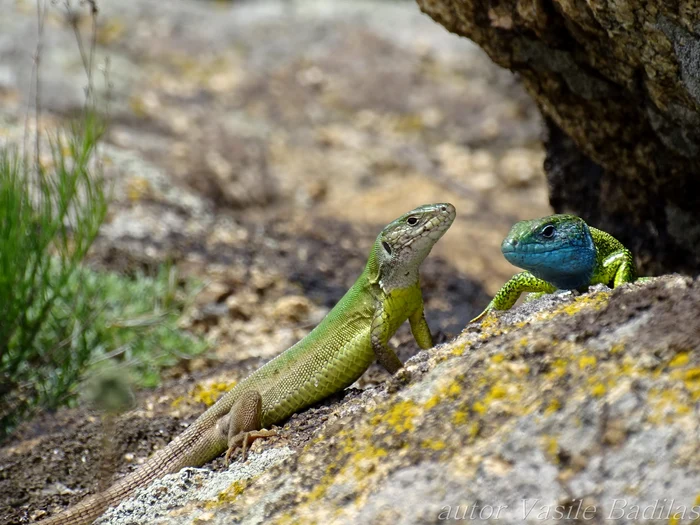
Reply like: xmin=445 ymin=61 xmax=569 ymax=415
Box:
xmin=38 ymin=203 xmax=456 ymax=525
xmin=472 ymin=214 xmax=637 ymax=322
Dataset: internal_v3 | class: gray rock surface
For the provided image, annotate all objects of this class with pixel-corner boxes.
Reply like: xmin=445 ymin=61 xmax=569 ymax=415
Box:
xmin=98 ymin=276 xmax=700 ymax=524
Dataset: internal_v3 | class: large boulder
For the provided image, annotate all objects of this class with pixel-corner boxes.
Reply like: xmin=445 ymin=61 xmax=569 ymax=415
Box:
xmin=76 ymin=277 xmax=700 ymax=524
xmin=417 ymin=0 xmax=700 ymax=275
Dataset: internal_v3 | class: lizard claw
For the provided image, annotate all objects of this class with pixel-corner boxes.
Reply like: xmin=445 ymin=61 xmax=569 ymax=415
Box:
xmin=224 ymin=445 xmax=239 ymax=467
xmin=225 ymin=429 xmax=277 ymax=466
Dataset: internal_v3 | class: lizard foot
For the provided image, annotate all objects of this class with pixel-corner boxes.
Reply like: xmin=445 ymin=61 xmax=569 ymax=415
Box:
xmin=225 ymin=429 xmax=277 ymax=466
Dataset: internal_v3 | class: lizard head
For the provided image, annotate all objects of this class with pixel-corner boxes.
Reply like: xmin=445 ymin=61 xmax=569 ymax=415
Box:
xmin=501 ymin=214 xmax=596 ymax=289
xmin=370 ymin=203 xmax=456 ymax=291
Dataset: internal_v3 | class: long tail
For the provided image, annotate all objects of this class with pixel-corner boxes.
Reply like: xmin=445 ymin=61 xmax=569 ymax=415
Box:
xmin=38 ymin=423 xmax=222 ymax=525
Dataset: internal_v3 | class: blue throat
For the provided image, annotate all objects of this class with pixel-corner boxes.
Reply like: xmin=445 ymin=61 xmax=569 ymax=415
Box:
xmin=503 ymin=239 xmax=597 ymax=290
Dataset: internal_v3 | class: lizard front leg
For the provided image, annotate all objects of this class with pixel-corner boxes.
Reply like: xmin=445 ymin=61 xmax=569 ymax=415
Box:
xmin=471 ymin=271 xmax=557 ymax=322
xmin=409 ymin=307 xmax=434 ymax=350
xmin=218 ymin=390 xmax=277 ymax=465
xmin=598 ymin=250 xmax=637 ymax=287
xmin=370 ymin=303 xmax=404 ymax=374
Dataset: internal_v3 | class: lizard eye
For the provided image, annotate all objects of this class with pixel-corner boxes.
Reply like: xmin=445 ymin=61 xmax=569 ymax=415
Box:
xmin=541 ymin=225 xmax=555 ymax=238
xmin=407 ymin=216 xmax=419 ymax=226
xmin=382 ymin=241 xmax=393 ymax=255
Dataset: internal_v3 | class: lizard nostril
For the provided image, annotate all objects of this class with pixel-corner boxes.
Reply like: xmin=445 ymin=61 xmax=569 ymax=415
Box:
xmin=440 ymin=206 xmax=447 ymax=212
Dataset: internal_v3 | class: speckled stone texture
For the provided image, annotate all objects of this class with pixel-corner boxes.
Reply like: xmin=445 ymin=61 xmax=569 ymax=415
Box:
xmin=417 ymin=0 xmax=700 ymax=276
xmin=94 ymin=276 xmax=700 ymax=524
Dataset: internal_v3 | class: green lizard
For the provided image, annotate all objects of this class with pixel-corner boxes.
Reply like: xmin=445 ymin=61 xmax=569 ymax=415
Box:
xmin=37 ymin=203 xmax=456 ymax=525
xmin=472 ymin=214 xmax=637 ymax=322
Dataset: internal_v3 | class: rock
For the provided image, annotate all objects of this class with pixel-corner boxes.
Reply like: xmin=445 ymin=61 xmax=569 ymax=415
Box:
xmin=417 ymin=0 xmax=700 ymax=275
xmin=96 ymin=276 xmax=700 ymax=524
xmin=272 ymin=295 xmax=315 ymax=323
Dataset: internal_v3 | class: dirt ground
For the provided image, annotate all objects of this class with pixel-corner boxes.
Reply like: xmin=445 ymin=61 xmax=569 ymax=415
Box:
xmin=0 ymin=1 xmax=551 ymax=522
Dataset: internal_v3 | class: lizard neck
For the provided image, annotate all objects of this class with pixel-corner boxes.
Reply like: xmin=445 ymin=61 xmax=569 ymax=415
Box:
xmin=364 ymin=238 xmax=423 ymax=294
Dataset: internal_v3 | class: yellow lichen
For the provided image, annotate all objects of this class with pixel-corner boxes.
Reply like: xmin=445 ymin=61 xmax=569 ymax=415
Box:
xmin=544 ymin=435 xmax=559 ymax=462
xmin=447 ymin=382 xmax=462 ymax=397
xmin=424 ymin=395 xmax=441 ymax=410
xmin=472 ymin=401 xmax=486 ymax=415
xmin=421 ymin=439 xmax=446 ymax=451
xmin=590 ymin=383 xmax=607 ymax=397
xmin=423 ymin=379 xmax=463 ymax=410
xmin=452 ymin=410 xmax=468 ymax=425
xmin=205 ymin=479 xmax=249 ymax=510
xmin=546 ymin=358 xmax=569 ymax=380
xmin=684 ymin=368 xmax=700 ymax=382
xmin=477 ymin=313 xmax=500 ymax=331
xmin=349 ymin=445 xmax=388 ymax=478
xmin=579 ymin=355 xmax=597 ymax=370
xmin=610 ymin=343 xmax=625 ymax=354
xmin=544 ymin=398 xmax=561 ymax=415
xmin=192 ymin=382 xmax=236 ymax=406
xmin=488 ymin=385 xmax=507 ymax=399
xmin=371 ymin=400 xmax=418 ymax=433
xmin=468 ymin=422 xmax=480 ymax=439
xmin=669 ymin=353 xmax=689 ymax=368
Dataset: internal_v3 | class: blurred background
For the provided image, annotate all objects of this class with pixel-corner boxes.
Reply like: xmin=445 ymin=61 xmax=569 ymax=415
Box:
xmin=0 ymin=0 xmax=551 ymax=426
xmin=0 ymin=0 xmax=553 ymax=426
xmin=3 ymin=3 xmax=695 ymax=524
xmin=0 ymin=0 xmax=546 ymax=520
